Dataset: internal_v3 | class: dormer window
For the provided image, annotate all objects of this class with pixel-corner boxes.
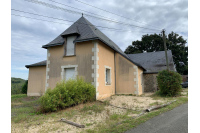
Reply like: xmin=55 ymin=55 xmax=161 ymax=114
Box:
xmin=65 ymin=36 xmax=76 ymax=56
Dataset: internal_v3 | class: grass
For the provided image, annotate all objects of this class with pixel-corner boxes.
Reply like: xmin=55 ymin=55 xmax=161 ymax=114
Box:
xmin=121 ymin=103 xmax=127 ymax=106
xmin=80 ymin=103 xmax=105 ymax=114
xmin=12 ymin=89 xmax=188 ymax=133
xmin=85 ymin=94 xmax=188 ymax=133
xmin=11 ymin=94 xmax=40 ymax=123
xmin=11 ymin=94 xmax=106 ymax=132
xmin=149 ymin=101 xmax=160 ymax=106
xmin=11 ymin=94 xmax=27 ymax=99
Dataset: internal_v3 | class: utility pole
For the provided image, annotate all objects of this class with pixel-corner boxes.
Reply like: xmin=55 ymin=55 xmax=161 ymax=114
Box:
xmin=162 ymin=29 xmax=169 ymax=71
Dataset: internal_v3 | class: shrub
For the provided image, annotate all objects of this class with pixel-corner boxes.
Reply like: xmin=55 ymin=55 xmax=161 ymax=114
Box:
xmin=157 ymin=70 xmax=182 ymax=96
xmin=21 ymin=80 xmax=28 ymax=94
xmin=39 ymin=78 xmax=96 ymax=112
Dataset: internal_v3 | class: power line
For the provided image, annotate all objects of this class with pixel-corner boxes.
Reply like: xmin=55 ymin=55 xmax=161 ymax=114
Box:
xmin=11 ymin=9 xmax=132 ymax=32
xmin=24 ymin=0 xmax=162 ymax=31
xmin=12 ymin=14 xmax=71 ymax=25
xmin=48 ymin=0 xmax=119 ymax=21
xmin=11 ymin=12 xmax=159 ymax=34
xmin=49 ymin=0 xmax=161 ymax=30
xmin=74 ymin=0 xmax=162 ymax=30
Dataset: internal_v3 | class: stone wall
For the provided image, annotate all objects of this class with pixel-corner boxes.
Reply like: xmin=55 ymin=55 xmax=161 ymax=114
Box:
xmin=143 ymin=73 xmax=158 ymax=92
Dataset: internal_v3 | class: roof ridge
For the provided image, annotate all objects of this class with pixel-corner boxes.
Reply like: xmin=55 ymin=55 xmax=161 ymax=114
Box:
xmin=127 ymin=50 xmax=171 ymax=55
xmin=80 ymin=16 xmax=99 ymax=37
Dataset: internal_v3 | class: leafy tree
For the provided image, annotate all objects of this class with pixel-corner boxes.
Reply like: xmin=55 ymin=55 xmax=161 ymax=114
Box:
xmin=11 ymin=77 xmax=26 ymax=95
xmin=124 ymin=31 xmax=188 ymax=74
xmin=21 ymin=80 xmax=28 ymax=94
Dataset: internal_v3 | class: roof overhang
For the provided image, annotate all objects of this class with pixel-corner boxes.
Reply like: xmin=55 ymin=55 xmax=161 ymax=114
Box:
xmin=61 ymin=32 xmax=80 ymax=37
xmin=42 ymin=42 xmax=64 ymax=49
xmin=143 ymin=71 xmax=158 ymax=74
xmin=25 ymin=64 xmax=46 ymax=68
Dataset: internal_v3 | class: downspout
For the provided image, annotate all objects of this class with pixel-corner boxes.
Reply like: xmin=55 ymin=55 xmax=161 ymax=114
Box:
xmin=114 ymin=52 xmax=116 ymax=94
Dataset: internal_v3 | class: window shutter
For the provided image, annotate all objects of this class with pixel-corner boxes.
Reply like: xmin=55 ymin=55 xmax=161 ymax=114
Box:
xmin=66 ymin=36 xmax=76 ymax=55
xmin=65 ymin=68 xmax=75 ymax=80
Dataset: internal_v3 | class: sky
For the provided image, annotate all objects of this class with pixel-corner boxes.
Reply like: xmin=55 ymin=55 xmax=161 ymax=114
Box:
xmin=11 ymin=0 xmax=188 ymax=80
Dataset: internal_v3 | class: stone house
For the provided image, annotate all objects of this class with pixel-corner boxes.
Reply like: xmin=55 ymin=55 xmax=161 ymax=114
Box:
xmin=25 ymin=16 xmax=175 ymax=99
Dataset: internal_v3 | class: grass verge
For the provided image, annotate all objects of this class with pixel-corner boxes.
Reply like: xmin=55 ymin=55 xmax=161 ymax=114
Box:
xmin=85 ymin=96 xmax=188 ymax=133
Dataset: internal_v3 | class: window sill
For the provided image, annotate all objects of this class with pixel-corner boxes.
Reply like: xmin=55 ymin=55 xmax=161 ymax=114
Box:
xmin=63 ymin=55 xmax=76 ymax=57
xmin=105 ymin=83 xmax=111 ymax=86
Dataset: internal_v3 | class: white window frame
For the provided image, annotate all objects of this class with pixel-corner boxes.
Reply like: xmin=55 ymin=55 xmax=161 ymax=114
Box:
xmin=61 ymin=65 xmax=78 ymax=80
xmin=105 ymin=66 xmax=111 ymax=86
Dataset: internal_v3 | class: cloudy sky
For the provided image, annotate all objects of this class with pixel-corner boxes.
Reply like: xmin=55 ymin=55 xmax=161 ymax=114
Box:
xmin=11 ymin=0 xmax=188 ymax=80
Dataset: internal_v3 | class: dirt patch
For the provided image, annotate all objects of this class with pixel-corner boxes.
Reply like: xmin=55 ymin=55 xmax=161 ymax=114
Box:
xmin=109 ymin=95 xmax=167 ymax=110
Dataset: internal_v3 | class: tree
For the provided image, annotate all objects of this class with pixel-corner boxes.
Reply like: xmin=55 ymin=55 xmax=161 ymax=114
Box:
xmin=21 ymin=80 xmax=28 ymax=94
xmin=124 ymin=31 xmax=188 ymax=75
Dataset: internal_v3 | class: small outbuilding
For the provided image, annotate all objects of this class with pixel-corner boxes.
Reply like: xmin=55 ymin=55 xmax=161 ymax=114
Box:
xmin=128 ymin=50 xmax=176 ymax=92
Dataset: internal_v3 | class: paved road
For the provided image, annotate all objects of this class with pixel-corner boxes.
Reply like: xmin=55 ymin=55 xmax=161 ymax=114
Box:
xmin=126 ymin=103 xmax=188 ymax=133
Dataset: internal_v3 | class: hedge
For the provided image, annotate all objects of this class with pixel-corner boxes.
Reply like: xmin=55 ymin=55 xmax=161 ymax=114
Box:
xmin=39 ymin=78 xmax=96 ymax=112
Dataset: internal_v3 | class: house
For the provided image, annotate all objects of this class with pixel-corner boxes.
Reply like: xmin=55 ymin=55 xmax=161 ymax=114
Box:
xmin=127 ymin=51 xmax=176 ymax=92
xmin=25 ymin=16 xmax=175 ymax=99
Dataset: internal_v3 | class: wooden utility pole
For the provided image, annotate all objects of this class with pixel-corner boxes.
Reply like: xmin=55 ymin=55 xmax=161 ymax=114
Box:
xmin=162 ymin=29 xmax=169 ymax=71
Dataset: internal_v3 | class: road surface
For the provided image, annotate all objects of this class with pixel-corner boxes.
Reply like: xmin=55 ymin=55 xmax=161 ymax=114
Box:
xmin=126 ymin=103 xmax=188 ymax=133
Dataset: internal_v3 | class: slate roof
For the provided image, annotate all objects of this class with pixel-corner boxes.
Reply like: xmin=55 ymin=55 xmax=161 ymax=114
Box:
xmin=25 ymin=60 xmax=46 ymax=68
xmin=42 ymin=16 xmax=144 ymax=69
xmin=127 ymin=50 xmax=176 ymax=73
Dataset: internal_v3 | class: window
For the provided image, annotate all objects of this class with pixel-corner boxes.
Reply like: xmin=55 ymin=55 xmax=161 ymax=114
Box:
xmin=105 ymin=68 xmax=111 ymax=85
xmin=66 ymin=36 xmax=76 ymax=56
xmin=65 ymin=68 xmax=75 ymax=80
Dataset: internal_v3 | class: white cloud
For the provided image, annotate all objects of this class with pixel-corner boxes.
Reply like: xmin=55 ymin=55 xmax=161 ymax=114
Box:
xmin=11 ymin=0 xmax=188 ymax=79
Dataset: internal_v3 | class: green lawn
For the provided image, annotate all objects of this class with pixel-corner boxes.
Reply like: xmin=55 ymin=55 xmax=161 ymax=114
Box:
xmin=11 ymin=94 xmax=40 ymax=123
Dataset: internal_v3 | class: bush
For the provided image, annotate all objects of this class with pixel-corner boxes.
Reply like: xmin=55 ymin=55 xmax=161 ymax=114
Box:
xmin=157 ymin=70 xmax=182 ymax=96
xmin=21 ymin=80 xmax=28 ymax=94
xmin=39 ymin=78 xmax=96 ymax=112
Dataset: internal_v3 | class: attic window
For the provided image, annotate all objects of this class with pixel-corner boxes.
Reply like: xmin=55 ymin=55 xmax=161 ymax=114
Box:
xmin=65 ymin=36 xmax=76 ymax=56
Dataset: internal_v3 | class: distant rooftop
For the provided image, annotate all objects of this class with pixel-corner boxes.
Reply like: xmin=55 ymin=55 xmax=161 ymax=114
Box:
xmin=25 ymin=60 xmax=46 ymax=68
xmin=127 ymin=50 xmax=176 ymax=73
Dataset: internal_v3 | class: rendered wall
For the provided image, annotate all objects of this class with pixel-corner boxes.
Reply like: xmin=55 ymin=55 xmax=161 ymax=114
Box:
xmin=46 ymin=41 xmax=94 ymax=90
xmin=27 ymin=66 xmax=46 ymax=96
xmin=138 ymin=68 xmax=144 ymax=95
xmin=115 ymin=53 xmax=141 ymax=95
xmin=97 ymin=41 xmax=115 ymax=99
